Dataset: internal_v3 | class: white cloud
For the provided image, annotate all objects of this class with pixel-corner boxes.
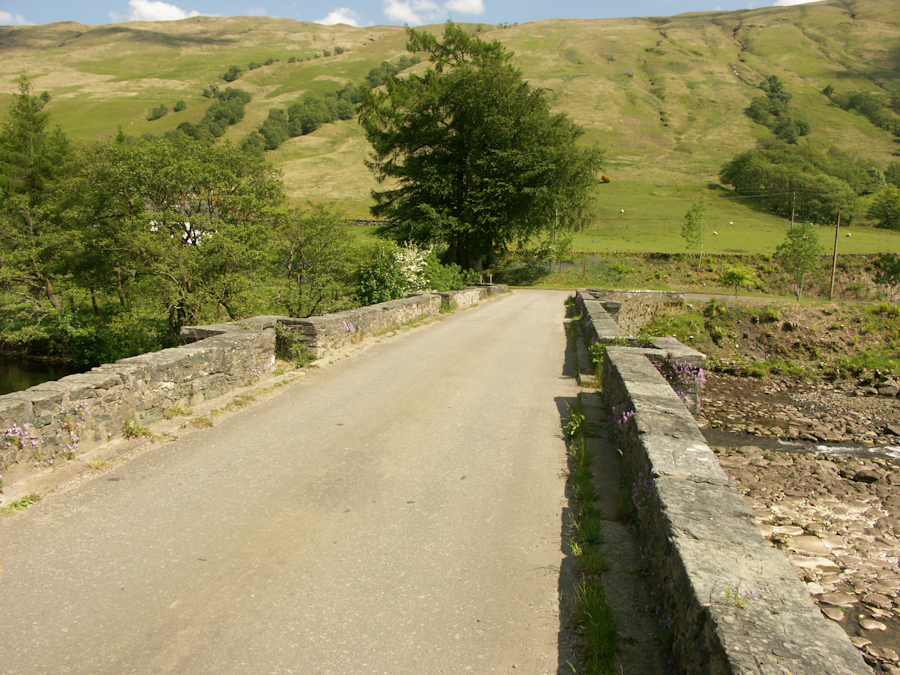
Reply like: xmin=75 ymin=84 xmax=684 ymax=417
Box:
xmin=317 ymin=7 xmax=362 ymax=26
xmin=444 ymin=0 xmax=484 ymax=14
xmin=246 ymin=7 xmax=268 ymax=15
xmin=0 ymin=10 xmax=31 ymax=25
xmin=126 ymin=0 xmax=201 ymax=21
xmin=773 ymin=0 xmax=823 ymax=5
xmin=383 ymin=0 xmax=441 ymax=25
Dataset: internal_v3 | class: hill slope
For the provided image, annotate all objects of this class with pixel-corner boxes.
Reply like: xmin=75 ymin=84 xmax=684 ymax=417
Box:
xmin=1 ymin=1 xmax=899 ymax=247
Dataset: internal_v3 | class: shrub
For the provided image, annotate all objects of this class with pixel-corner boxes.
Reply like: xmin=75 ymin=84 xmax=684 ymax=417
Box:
xmin=222 ymin=65 xmax=243 ymax=82
xmin=173 ymin=100 xmax=186 ymax=112
xmin=147 ymin=104 xmax=169 ymax=121
xmin=353 ymin=243 xmax=407 ymax=306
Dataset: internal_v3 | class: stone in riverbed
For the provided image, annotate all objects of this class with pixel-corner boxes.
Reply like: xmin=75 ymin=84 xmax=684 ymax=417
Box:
xmin=772 ymin=525 xmax=804 ymax=536
xmin=822 ymin=606 xmax=845 ymax=621
xmin=820 ymin=591 xmax=858 ymax=607
xmin=807 ymin=582 xmax=826 ymax=595
xmin=863 ymin=593 xmax=894 ymax=610
xmin=790 ymin=535 xmax=831 ymax=555
xmin=867 ymin=645 xmax=899 ymax=662
xmin=859 ymin=618 xmax=887 ymax=631
xmin=853 ymin=469 xmax=881 ymax=484
xmin=789 ymin=555 xmax=842 ymax=573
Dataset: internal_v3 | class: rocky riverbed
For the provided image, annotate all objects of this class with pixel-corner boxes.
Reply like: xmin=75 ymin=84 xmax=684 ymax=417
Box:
xmin=699 ymin=372 xmax=900 ymax=673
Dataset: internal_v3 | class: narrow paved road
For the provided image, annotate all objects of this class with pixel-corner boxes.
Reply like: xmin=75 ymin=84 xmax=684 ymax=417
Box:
xmin=0 ymin=290 xmax=578 ymax=675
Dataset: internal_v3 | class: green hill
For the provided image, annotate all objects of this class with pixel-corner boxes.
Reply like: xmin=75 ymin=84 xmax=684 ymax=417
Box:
xmin=1 ymin=1 xmax=899 ymax=251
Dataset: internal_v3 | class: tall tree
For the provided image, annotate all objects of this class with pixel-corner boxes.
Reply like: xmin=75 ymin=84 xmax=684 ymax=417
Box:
xmin=0 ymin=76 xmax=70 ymax=317
xmin=358 ymin=22 xmax=603 ymax=271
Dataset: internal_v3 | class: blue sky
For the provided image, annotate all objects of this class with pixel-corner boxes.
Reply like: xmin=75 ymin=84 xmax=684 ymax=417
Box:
xmin=0 ymin=0 xmax=822 ymax=28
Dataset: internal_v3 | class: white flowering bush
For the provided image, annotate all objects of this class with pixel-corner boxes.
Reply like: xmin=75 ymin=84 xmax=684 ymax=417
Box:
xmin=395 ymin=243 xmax=433 ymax=292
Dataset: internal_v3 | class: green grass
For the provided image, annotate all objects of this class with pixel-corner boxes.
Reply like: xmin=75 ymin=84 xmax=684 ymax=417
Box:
xmin=1 ymin=494 xmax=40 ymax=514
xmin=123 ymin=419 xmax=152 ymax=438
xmin=565 ymin=397 xmax=619 ymax=674
xmin=575 ymin=180 xmax=900 ymax=255
xmin=572 ymin=584 xmax=620 ymax=674
xmin=163 ymin=405 xmax=193 ymax=420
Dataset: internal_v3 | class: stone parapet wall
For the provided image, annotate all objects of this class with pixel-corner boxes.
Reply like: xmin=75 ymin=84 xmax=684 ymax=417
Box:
xmin=440 ymin=283 xmax=509 ymax=311
xmin=575 ymin=288 xmax=627 ymax=343
xmin=0 ymin=327 xmax=274 ymax=472
xmin=578 ymin=288 xmax=684 ymax=335
xmin=276 ymin=294 xmax=442 ymax=358
xmin=1 ymin=287 xmax=507 ymax=477
xmin=590 ymin=288 xmax=870 ymax=674
xmin=278 ymin=286 xmax=508 ymax=357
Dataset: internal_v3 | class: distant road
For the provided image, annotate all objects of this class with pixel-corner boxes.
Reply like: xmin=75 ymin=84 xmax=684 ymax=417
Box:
xmin=0 ymin=290 xmax=576 ymax=675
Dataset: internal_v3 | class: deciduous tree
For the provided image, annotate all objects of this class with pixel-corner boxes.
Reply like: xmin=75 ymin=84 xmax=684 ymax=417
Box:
xmin=868 ymin=185 xmax=900 ymax=230
xmin=775 ymin=221 xmax=822 ymax=300
xmin=72 ymin=135 xmax=285 ymax=333
xmin=358 ymin=22 xmax=603 ymax=271
xmin=275 ymin=203 xmax=353 ymax=317
xmin=681 ymin=201 xmax=706 ymax=266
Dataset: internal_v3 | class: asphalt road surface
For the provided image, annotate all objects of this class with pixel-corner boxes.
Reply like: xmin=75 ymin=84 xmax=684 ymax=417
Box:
xmin=0 ymin=290 xmax=577 ymax=675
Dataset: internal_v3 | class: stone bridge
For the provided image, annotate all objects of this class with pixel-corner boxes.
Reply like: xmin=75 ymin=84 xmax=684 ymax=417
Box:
xmin=0 ymin=287 xmax=872 ymax=674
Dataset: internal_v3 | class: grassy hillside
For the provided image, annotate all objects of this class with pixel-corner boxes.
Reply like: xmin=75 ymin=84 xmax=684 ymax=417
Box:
xmin=1 ymin=0 xmax=899 ymax=252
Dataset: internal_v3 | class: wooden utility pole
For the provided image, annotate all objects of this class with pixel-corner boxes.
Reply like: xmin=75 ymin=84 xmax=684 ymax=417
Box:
xmin=830 ymin=213 xmax=840 ymax=300
xmin=791 ymin=190 xmax=796 ymax=230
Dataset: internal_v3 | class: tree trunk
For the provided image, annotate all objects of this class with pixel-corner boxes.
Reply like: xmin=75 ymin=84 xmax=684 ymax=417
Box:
xmin=116 ymin=268 xmax=127 ymax=307
xmin=43 ymin=275 xmax=61 ymax=311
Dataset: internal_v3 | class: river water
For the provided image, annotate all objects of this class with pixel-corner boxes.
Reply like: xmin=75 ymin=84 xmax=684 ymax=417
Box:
xmin=0 ymin=354 xmax=86 ymax=396
xmin=703 ymin=428 xmax=900 ymax=461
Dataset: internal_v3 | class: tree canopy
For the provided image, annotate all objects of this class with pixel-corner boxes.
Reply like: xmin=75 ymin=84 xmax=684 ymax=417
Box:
xmin=718 ymin=142 xmax=873 ymax=224
xmin=358 ymin=22 xmax=603 ymax=270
